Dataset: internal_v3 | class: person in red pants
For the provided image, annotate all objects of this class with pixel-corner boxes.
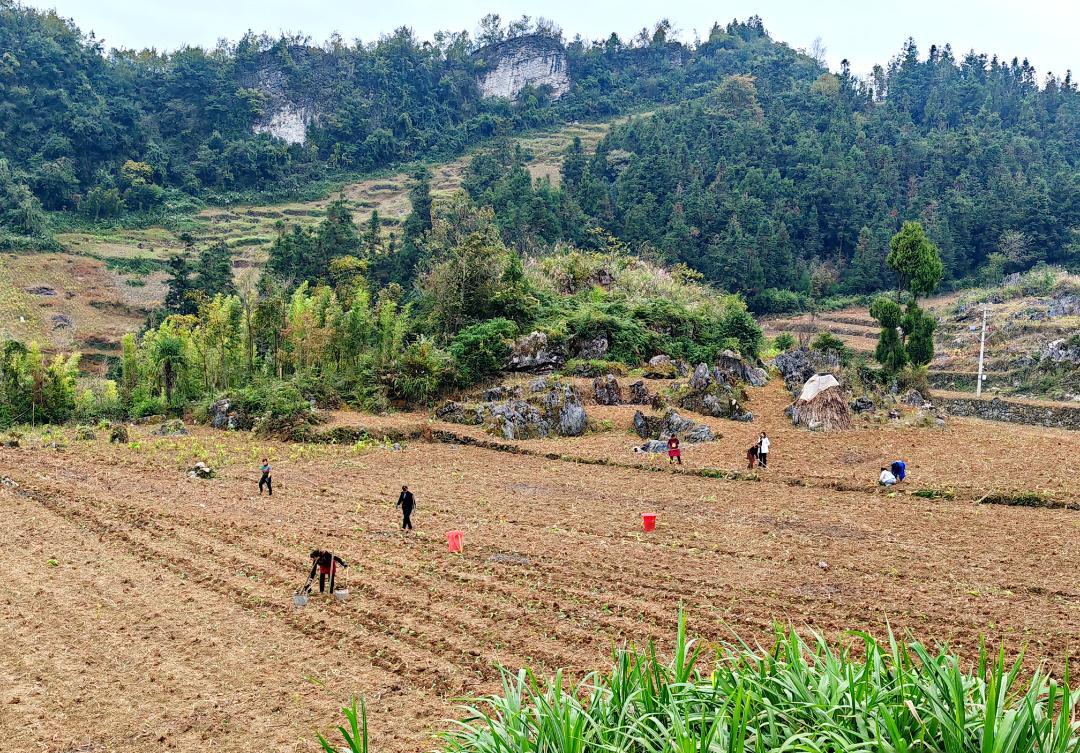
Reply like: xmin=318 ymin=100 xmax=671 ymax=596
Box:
xmin=305 ymin=550 xmax=347 ymax=594
xmin=667 ymin=434 xmax=682 ymax=465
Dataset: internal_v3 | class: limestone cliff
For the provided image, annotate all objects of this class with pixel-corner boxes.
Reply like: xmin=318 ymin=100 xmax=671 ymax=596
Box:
xmin=475 ymin=35 xmax=570 ymax=100
xmin=245 ymin=52 xmax=323 ymax=145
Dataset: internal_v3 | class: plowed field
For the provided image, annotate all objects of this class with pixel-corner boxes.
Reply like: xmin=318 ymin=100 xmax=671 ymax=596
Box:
xmin=1 ymin=390 xmax=1078 ymax=752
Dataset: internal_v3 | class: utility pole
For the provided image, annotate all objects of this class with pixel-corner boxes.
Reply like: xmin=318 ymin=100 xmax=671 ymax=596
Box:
xmin=975 ymin=306 xmax=988 ymax=398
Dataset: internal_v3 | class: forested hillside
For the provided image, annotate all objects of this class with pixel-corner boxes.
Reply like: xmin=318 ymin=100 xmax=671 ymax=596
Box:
xmin=465 ymin=42 xmax=1080 ymax=308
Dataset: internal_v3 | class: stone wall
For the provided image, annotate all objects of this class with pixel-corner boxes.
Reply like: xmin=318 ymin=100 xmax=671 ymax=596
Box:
xmin=476 ymin=35 xmax=570 ymax=100
xmin=939 ymin=395 xmax=1080 ymax=430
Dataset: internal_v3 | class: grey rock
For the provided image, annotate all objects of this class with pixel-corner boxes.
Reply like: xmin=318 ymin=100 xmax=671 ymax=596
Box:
xmin=592 ymin=374 xmax=623 ymax=405
xmin=628 ymin=380 xmax=650 ymax=405
xmin=1048 ymin=293 xmax=1080 ymax=318
xmin=715 ymin=349 xmax=767 ymax=387
xmin=1041 ymin=338 xmax=1080 ymax=365
xmin=633 ymin=408 xmax=714 ymax=443
xmin=483 ymin=385 xmax=521 ymax=402
xmin=772 ymin=347 xmax=839 ymax=394
xmin=900 ymin=389 xmax=924 ymax=407
xmin=505 ymin=331 xmax=563 ymax=373
xmin=633 ymin=439 xmax=670 ymax=454
xmin=850 ymin=396 xmax=875 ymax=413
xmin=435 ymin=401 xmax=486 ymax=425
xmin=188 ymin=461 xmax=214 ymax=479
xmin=688 ymin=363 xmax=712 ymax=391
xmin=574 ymin=335 xmax=610 ymax=361
xmin=527 ymin=376 xmax=549 ymax=393
xmin=643 ymin=355 xmax=677 ymax=379
xmin=153 ymin=419 xmax=189 ymax=437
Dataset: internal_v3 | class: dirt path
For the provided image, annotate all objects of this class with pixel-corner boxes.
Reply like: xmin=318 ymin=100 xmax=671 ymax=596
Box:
xmin=1 ymin=418 xmax=1078 ymax=752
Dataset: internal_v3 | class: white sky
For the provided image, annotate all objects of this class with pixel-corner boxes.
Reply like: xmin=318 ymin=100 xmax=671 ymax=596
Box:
xmin=26 ymin=0 xmax=1080 ymax=80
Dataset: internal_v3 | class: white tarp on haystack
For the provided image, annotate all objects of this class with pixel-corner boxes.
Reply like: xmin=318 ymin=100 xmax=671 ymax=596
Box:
xmin=798 ymin=373 xmax=841 ymax=403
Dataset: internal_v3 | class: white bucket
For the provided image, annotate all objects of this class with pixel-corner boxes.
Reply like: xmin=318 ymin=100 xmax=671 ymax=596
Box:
xmin=293 ymin=593 xmax=309 ymax=607
xmin=333 ymin=588 xmax=349 ymax=601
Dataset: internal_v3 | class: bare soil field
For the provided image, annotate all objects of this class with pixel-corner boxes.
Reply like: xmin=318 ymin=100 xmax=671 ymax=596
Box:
xmin=1 ymin=391 xmax=1078 ymax=752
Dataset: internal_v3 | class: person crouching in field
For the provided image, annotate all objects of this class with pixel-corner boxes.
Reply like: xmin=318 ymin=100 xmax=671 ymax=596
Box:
xmin=879 ymin=467 xmax=897 ymax=486
xmin=306 ymin=550 xmax=347 ymax=594
xmin=746 ymin=444 xmax=759 ymax=469
xmin=890 ymin=459 xmax=907 ymax=483
xmin=667 ymin=434 xmax=682 ymax=465
xmin=258 ymin=458 xmax=272 ymax=496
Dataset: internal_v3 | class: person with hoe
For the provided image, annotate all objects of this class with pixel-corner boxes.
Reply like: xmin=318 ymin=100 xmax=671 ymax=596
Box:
xmin=258 ymin=458 xmax=272 ymax=496
xmin=396 ymin=485 xmax=415 ymax=532
xmin=667 ymin=434 xmax=682 ymax=465
xmin=757 ymin=432 xmax=770 ymax=469
xmin=304 ymin=550 xmax=347 ymax=594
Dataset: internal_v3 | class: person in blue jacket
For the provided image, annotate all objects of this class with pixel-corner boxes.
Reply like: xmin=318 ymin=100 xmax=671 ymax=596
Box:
xmin=890 ymin=460 xmax=907 ymax=482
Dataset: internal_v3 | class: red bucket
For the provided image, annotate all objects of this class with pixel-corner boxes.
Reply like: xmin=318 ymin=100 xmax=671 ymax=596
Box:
xmin=447 ymin=530 xmax=464 ymax=552
xmin=641 ymin=513 xmax=656 ymax=532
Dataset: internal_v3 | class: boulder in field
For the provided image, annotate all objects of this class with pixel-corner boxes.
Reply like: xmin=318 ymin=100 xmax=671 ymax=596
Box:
xmin=643 ymin=355 xmax=678 ymax=379
xmin=628 ymin=380 xmax=650 ymax=405
xmin=109 ymin=425 xmax=129 ymax=444
xmin=153 ymin=419 xmax=189 ymax=437
xmin=715 ymin=349 xmax=768 ymax=387
xmin=592 ymin=374 xmax=623 ymax=405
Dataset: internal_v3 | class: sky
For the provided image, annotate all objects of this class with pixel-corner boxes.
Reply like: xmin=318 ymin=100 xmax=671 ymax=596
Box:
xmin=25 ymin=0 xmax=1080 ymax=81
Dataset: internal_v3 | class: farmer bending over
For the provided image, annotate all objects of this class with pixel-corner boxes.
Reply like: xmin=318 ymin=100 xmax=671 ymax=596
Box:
xmin=397 ymin=485 xmax=415 ymax=531
xmin=746 ymin=444 xmax=759 ymax=469
xmin=878 ymin=467 xmax=897 ymax=486
xmin=667 ymin=434 xmax=682 ymax=465
xmin=258 ymin=458 xmax=272 ymax=496
xmin=890 ymin=460 xmax=907 ymax=483
xmin=307 ymin=550 xmax=347 ymax=594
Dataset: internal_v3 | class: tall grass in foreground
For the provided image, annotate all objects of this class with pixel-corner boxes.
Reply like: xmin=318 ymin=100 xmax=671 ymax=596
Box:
xmin=320 ymin=613 xmax=1080 ymax=753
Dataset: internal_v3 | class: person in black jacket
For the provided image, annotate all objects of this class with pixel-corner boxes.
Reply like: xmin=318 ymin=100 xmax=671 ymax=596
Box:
xmin=305 ymin=550 xmax=347 ymax=594
xmin=396 ymin=485 xmax=415 ymax=531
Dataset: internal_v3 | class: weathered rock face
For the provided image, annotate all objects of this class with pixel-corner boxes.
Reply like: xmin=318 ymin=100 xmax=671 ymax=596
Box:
xmin=593 ymin=374 xmax=623 ymax=405
xmin=435 ymin=401 xmax=487 ymax=426
xmin=939 ymin=396 xmax=1080 ymax=430
xmin=773 ymin=347 xmax=841 ymax=394
xmin=246 ymin=60 xmax=321 ymax=144
xmin=676 ymin=363 xmax=752 ymax=421
xmin=643 ymin=355 xmax=678 ymax=379
xmin=541 ymin=385 xmax=588 ymax=436
xmin=487 ymin=399 xmax=549 ymax=440
xmin=209 ymin=398 xmax=250 ymax=431
xmin=715 ymin=349 xmax=768 ymax=388
xmin=573 ymin=335 xmax=609 ymax=361
xmin=476 ymin=35 xmax=570 ymax=100
xmin=1041 ymin=338 xmax=1080 ymax=365
xmin=632 ymin=409 xmax=714 ymax=443
xmin=628 ymin=380 xmax=651 ymax=405
xmin=452 ymin=381 xmax=588 ymax=439
xmin=900 ymin=389 xmax=925 ymax=407
xmin=152 ymin=419 xmax=188 ymax=437
xmin=505 ymin=331 xmax=564 ymax=373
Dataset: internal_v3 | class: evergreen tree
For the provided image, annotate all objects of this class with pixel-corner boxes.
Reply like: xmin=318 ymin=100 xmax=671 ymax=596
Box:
xmin=163 ymin=255 xmax=196 ymax=315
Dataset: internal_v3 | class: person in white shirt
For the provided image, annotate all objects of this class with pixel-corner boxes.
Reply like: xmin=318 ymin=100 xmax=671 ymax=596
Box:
xmin=757 ymin=432 xmax=770 ymax=469
xmin=879 ymin=467 xmax=897 ymax=486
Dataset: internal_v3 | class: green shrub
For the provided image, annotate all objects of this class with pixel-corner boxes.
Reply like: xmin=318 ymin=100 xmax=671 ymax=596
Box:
xmin=563 ymin=359 xmax=630 ymax=377
xmin=772 ymin=332 xmax=796 ymax=351
xmin=390 ymin=337 xmax=456 ymax=405
xmin=449 ymin=318 xmax=518 ymax=385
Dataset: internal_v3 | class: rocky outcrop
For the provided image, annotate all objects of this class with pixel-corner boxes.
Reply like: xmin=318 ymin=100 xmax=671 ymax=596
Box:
xmin=109 ymin=425 xmax=128 ymax=444
xmin=246 ymin=56 xmax=322 ymax=144
xmin=676 ymin=363 xmax=752 ymax=421
xmin=643 ymin=355 xmax=678 ymax=379
xmin=1040 ymin=338 xmax=1080 ymax=366
xmin=937 ymin=396 xmax=1080 ymax=431
xmin=435 ymin=401 xmax=487 ymax=425
xmin=773 ymin=347 xmax=841 ymax=394
xmin=628 ymin=380 xmax=651 ymax=405
xmin=715 ymin=349 xmax=768 ymax=387
xmin=573 ymin=335 xmax=609 ymax=361
xmin=475 ymin=35 xmax=570 ymax=100
xmin=208 ymin=398 xmax=250 ymax=431
xmin=632 ymin=409 xmax=714 ymax=443
xmin=505 ymin=331 xmax=563 ymax=373
xmin=152 ymin=419 xmax=188 ymax=437
xmin=442 ymin=381 xmax=588 ymax=439
xmin=592 ymin=374 xmax=622 ymax=405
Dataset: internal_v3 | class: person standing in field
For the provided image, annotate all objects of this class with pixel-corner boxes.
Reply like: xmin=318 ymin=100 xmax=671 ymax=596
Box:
xmin=757 ymin=432 xmax=770 ymax=469
xmin=397 ymin=485 xmax=415 ymax=531
xmin=667 ymin=434 xmax=682 ymax=465
xmin=258 ymin=458 xmax=272 ymax=496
